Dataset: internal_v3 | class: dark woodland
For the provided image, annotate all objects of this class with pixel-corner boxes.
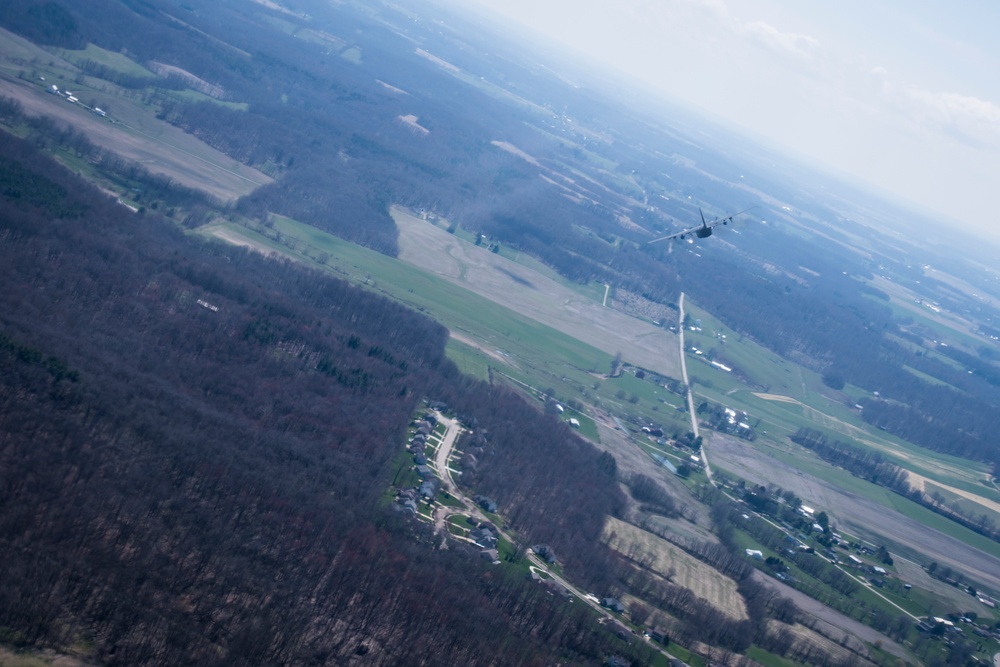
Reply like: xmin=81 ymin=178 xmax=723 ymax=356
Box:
xmin=2 ymin=0 xmax=1000 ymax=665
xmin=0 ymin=132 xmax=649 ymax=665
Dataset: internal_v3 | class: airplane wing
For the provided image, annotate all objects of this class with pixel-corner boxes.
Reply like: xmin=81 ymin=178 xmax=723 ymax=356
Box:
xmin=701 ymin=205 xmax=757 ymax=227
xmin=646 ymin=226 xmax=700 ymax=244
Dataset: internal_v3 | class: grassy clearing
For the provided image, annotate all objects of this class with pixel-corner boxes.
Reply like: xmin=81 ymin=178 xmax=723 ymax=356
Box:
xmin=562 ymin=408 xmax=599 ymax=441
xmin=682 ymin=301 xmax=804 ymax=396
xmin=745 ymin=646 xmax=803 ymax=667
xmin=156 ymin=87 xmax=248 ymax=111
xmin=53 ymin=43 xmax=155 ymax=77
xmin=443 ymin=337 xmax=492 ymax=380
xmin=436 ymin=491 xmax=464 ymax=508
xmin=340 ymin=47 xmax=362 ymax=64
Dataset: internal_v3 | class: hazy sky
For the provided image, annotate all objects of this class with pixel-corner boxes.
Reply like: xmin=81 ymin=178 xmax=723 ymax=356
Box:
xmin=441 ymin=0 xmax=1000 ymax=237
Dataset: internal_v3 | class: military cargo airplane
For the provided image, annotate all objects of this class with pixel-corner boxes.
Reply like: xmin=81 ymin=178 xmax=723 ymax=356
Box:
xmin=647 ymin=206 xmax=756 ymax=244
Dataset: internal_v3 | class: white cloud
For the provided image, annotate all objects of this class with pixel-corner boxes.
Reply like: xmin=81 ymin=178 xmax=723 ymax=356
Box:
xmin=739 ymin=20 xmax=820 ymax=60
xmin=679 ymin=0 xmax=730 ymax=20
xmin=870 ymin=66 xmax=1000 ymax=149
xmin=904 ymin=88 xmax=1000 ymax=148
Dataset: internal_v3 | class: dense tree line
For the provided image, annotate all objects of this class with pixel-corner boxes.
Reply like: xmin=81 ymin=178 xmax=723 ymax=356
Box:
xmin=790 ymin=427 xmax=912 ymax=495
xmin=623 ymin=472 xmax=681 ymax=518
xmin=454 ymin=405 xmax=626 ymax=593
xmin=0 ymin=132 xmax=659 ymax=665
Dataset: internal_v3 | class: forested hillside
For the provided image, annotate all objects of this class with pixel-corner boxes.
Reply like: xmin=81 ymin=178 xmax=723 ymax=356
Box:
xmin=0 ymin=132 xmax=642 ymax=665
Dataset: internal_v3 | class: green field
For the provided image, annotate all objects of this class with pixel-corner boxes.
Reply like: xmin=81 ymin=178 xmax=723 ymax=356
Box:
xmin=156 ymin=87 xmax=248 ymax=111
xmin=53 ymin=43 xmax=156 ymax=77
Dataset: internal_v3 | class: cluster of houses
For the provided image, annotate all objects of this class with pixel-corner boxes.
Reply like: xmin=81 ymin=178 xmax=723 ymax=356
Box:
xmin=914 ymin=615 xmax=1000 ymax=643
xmin=395 ymin=412 xmax=443 ymax=515
xmin=42 ymin=78 xmax=107 ymax=117
xmin=395 ymin=471 xmax=441 ymax=515
xmin=408 ymin=414 xmax=437 ymax=453
xmin=465 ymin=519 xmax=500 ymax=562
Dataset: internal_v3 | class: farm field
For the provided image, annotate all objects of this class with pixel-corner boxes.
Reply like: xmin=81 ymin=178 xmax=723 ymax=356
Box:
xmin=0 ymin=29 xmax=269 ymax=201
xmin=678 ymin=294 xmax=1000 ymax=518
xmin=392 ymin=206 xmax=681 ymax=379
xmin=710 ymin=432 xmax=1000 ymax=600
xmin=603 ymin=516 xmax=748 ymax=620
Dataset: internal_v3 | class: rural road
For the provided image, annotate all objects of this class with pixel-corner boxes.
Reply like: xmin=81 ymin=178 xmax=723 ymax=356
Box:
xmin=678 ymin=292 xmax=715 ymax=486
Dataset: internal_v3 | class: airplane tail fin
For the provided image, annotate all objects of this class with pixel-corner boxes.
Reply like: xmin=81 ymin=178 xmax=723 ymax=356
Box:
xmin=699 ymin=208 xmax=707 ymax=226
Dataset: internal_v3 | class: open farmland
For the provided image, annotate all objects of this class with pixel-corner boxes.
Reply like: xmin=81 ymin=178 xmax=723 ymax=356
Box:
xmin=0 ymin=29 xmax=269 ymax=201
xmin=603 ymin=516 xmax=748 ymax=620
xmin=754 ymin=575 xmax=913 ymax=662
xmin=393 ymin=207 xmax=681 ymax=379
xmin=710 ymin=432 xmax=1000 ymax=600
xmin=0 ymin=76 xmax=269 ymax=201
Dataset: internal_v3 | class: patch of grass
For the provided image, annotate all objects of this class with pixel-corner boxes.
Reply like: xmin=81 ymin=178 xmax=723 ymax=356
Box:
xmin=436 ymin=490 xmax=464 ymax=508
xmin=340 ymin=47 xmax=362 ymax=64
xmin=258 ymin=14 xmax=299 ymax=35
xmin=53 ymin=43 xmax=155 ymax=77
xmin=156 ymin=87 xmax=248 ymax=111
xmin=682 ymin=301 xmax=803 ymax=396
xmin=745 ymin=646 xmax=803 ymax=667
xmin=882 ymin=490 xmax=1000 ymax=560
xmin=902 ymin=363 xmax=955 ymax=388
xmin=383 ymin=449 xmax=420 ymax=502
xmin=443 ymin=337 xmax=492 ymax=380
xmin=563 ymin=409 xmax=598 ymax=441
xmin=446 ymin=515 xmax=471 ymax=537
